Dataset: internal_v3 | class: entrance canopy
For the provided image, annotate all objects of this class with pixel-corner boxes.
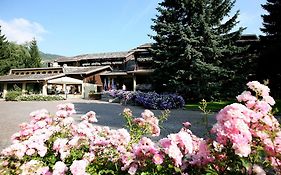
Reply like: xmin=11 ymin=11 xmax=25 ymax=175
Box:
xmin=48 ymin=77 xmax=83 ymax=84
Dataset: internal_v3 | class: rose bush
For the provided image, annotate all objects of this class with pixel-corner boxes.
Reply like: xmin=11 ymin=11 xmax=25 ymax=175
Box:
xmin=0 ymin=81 xmax=280 ymax=174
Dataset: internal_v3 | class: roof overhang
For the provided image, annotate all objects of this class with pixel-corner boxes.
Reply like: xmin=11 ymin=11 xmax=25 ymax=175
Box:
xmin=65 ymin=66 xmax=112 ymax=75
xmin=100 ymin=71 xmax=128 ymax=76
xmin=48 ymin=76 xmax=83 ymax=84
xmin=127 ymin=69 xmax=154 ymax=75
xmin=0 ymin=74 xmax=65 ymax=82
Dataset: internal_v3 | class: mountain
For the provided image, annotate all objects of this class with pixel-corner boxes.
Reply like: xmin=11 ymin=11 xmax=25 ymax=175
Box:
xmin=39 ymin=51 xmax=62 ymax=62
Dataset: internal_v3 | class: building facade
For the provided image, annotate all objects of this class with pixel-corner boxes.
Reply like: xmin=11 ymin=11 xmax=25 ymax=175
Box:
xmin=0 ymin=66 xmax=111 ymax=98
xmin=0 ymin=43 xmax=154 ymax=98
xmin=49 ymin=43 xmax=154 ymax=92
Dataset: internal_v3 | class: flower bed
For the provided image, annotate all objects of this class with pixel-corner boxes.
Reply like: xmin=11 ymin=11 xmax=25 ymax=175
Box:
xmin=1 ymin=81 xmax=281 ymax=174
xmin=107 ymin=90 xmax=185 ymax=109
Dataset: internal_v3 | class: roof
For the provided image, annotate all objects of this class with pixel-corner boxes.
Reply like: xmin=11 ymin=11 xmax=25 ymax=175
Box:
xmin=130 ymin=43 xmax=152 ymax=52
xmin=9 ymin=67 xmax=63 ymax=71
xmin=0 ymin=66 xmax=112 ymax=82
xmin=127 ymin=69 xmax=154 ymax=75
xmin=100 ymin=71 xmax=128 ymax=76
xmin=56 ymin=51 xmax=130 ymax=62
xmin=48 ymin=77 xmax=83 ymax=84
xmin=0 ymin=73 xmax=64 ymax=82
xmin=63 ymin=66 xmax=112 ymax=75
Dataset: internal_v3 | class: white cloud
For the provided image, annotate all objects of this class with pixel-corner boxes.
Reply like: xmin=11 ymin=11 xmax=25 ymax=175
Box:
xmin=0 ymin=18 xmax=47 ymax=44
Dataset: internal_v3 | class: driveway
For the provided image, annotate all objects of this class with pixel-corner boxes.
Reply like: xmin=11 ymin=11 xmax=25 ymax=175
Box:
xmin=0 ymin=99 xmax=217 ymax=151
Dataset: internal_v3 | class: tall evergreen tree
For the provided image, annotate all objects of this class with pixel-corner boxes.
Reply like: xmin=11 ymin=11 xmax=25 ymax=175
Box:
xmin=28 ymin=38 xmax=42 ymax=68
xmin=150 ymin=0 xmax=246 ymax=101
xmin=0 ymin=27 xmax=11 ymax=75
xmin=258 ymin=0 xmax=281 ymax=98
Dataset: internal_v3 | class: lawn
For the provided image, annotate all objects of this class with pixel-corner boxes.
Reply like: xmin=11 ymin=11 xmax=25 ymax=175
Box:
xmin=185 ymin=100 xmax=281 ymax=115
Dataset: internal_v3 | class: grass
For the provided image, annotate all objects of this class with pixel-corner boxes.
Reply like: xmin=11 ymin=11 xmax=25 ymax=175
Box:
xmin=185 ymin=100 xmax=281 ymax=115
xmin=185 ymin=100 xmax=233 ymax=112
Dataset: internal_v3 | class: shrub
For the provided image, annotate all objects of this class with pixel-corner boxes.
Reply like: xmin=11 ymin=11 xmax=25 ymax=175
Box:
xmin=16 ymin=94 xmax=65 ymax=101
xmin=5 ymin=91 xmax=22 ymax=101
xmin=1 ymin=81 xmax=280 ymax=174
xmin=107 ymin=90 xmax=185 ymax=109
xmin=134 ymin=91 xmax=185 ymax=109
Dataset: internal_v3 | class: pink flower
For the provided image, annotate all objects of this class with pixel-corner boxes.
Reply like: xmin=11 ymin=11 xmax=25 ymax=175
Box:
xmin=57 ymin=103 xmax=76 ymax=115
xmin=53 ymin=161 xmax=68 ymax=175
xmin=70 ymin=160 xmax=88 ymax=175
xmin=128 ymin=163 xmax=138 ymax=175
xmin=236 ymin=91 xmax=257 ymax=103
xmin=141 ymin=109 xmax=155 ymax=119
xmin=81 ymin=111 xmax=98 ymax=123
xmin=133 ymin=118 xmax=146 ymax=126
xmin=123 ymin=108 xmax=133 ymax=117
xmin=247 ymin=81 xmax=270 ymax=97
xmin=232 ymin=143 xmax=251 ymax=157
xmin=53 ymin=138 xmax=68 ymax=152
xmin=166 ymin=143 xmax=183 ymax=167
xmin=263 ymin=95 xmax=275 ymax=105
xmin=56 ymin=110 xmax=69 ymax=118
xmin=251 ymin=164 xmax=266 ymax=175
xmin=159 ymin=138 xmax=172 ymax=148
xmin=26 ymin=148 xmax=36 ymax=156
xmin=190 ymin=140 xmax=214 ymax=165
xmin=151 ymin=123 xmax=160 ymax=136
xmin=152 ymin=153 xmax=164 ymax=165
xmin=116 ymin=128 xmax=131 ymax=145
xmin=182 ymin=121 xmax=191 ymax=128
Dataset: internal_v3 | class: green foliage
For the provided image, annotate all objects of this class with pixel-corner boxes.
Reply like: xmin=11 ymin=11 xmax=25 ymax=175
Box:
xmin=16 ymin=94 xmax=65 ymax=101
xmin=5 ymin=91 xmax=22 ymax=101
xmin=28 ymin=39 xmax=42 ymax=68
xmin=0 ymin=26 xmax=42 ymax=75
xmin=150 ymin=0 xmax=247 ymax=101
xmin=185 ymin=100 xmax=234 ymax=111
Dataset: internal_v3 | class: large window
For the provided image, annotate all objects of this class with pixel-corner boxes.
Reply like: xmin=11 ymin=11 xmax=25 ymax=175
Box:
xmin=7 ymin=83 xmax=22 ymax=91
xmin=26 ymin=83 xmax=42 ymax=94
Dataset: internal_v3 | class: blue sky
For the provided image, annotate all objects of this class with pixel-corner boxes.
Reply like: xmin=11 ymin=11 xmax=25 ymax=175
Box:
xmin=0 ymin=0 xmax=266 ymax=56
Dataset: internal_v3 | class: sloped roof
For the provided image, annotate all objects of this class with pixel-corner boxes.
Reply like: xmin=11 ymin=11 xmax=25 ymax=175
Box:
xmin=63 ymin=66 xmax=112 ymax=74
xmin=0 ymin=73 xmax=64 ymax=82
xmin=56 ymin=51 xmax=130 ymax=62
xmin=0 ymin=66 xmax=112 ymax=82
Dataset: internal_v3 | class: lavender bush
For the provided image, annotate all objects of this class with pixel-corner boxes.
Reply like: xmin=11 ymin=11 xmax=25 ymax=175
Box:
xmin=106 ymin=90 xmax=185 ymax=110
xmin=134 ymin=92 xmax=185 ymax=110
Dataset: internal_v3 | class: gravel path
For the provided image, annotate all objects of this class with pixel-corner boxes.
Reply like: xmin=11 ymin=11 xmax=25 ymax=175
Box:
xmin=0 ymin=99 xmax=217 ymax=151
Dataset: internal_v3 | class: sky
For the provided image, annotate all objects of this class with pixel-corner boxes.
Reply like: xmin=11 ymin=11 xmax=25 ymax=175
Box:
xmin=0 ymin=0 xmax=267 ymax=57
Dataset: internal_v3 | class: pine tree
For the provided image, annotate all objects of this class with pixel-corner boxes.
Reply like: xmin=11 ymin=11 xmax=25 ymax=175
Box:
xmin=28 ymin=38 xmax=42 ymax=68
xmin=258 ymin=0 xmax=281 ymax=98
xmin=150 ymin=0 xmax=246 ymax=101
xmin=260 ymin=0 xmax=281 ymax=44
xmin=0 ymin=26 xmax=11 ymax=75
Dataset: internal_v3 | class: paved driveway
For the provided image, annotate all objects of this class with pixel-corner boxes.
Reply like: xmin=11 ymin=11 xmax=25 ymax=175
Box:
xmin=0 ymin=99 xmax=217 ymax=151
